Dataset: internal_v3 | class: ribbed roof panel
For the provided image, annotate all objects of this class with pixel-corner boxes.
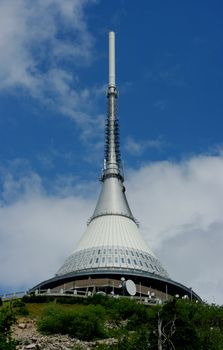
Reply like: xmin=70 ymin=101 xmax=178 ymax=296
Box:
xmin=75 ymin=215 xmax=155 ymax=254
xmin=56 ymin=215 xmax=169 ymax=279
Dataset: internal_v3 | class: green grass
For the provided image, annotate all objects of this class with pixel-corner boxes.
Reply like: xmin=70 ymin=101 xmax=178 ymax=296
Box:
xmin=27 ymin=302 xmax=86 ymax=319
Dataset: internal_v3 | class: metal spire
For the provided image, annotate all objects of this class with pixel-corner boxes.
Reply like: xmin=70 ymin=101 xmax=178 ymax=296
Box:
xmin=90 ymin=31 xmax=135 ymax=223
xmin=102 ymin=31 xmax=123 ymax=182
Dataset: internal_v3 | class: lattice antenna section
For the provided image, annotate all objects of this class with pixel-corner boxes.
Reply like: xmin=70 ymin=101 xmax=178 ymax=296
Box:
xmin=101 ymin=31 xmax=124 ymax=182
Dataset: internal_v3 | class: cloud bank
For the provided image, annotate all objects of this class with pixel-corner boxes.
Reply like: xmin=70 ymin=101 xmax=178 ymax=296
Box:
xmin=0 ymin=0 xmax=103 ymax=138
xmin=1 ymin=152 xmax=223 ymax=304
xmin=127 ymin=153 xmax=223 ymax=304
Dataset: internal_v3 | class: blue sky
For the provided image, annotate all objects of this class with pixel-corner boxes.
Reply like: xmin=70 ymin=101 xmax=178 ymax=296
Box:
xmin=1 ymin=0 xmax=223 ymax=181
xmin=1 ymin=0 xmax=223 ymax=304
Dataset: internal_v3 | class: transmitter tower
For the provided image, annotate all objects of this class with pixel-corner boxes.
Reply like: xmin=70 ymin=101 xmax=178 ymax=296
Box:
xmin=31 ymin=32 xmax=201 ymax=302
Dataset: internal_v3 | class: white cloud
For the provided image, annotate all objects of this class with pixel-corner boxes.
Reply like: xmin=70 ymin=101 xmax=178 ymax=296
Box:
xmin=0 ymin=0 xmax=104 ymax=138
xmin=0 ymin=172 xmax=95 ymax=291
xmin=126 ymin=153 xmax=223 ymax=304
xmin=0 ymin=0 xmax=92 ymax=89
xmin=1 ymin=152 xmax=223 ymax=304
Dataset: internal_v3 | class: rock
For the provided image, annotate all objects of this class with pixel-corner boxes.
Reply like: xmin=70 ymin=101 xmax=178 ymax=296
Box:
xmin=12 ymin=320 xmax=119 ymax=350
xmin=18 ymin=323 xmax=27 ymax=329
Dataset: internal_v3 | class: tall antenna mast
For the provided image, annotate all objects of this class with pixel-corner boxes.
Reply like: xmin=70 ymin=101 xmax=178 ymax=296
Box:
xmin=109 ymin=31 xmax=115 ymax=87
xmin=102 ymin=31 xmax=123 ymax=182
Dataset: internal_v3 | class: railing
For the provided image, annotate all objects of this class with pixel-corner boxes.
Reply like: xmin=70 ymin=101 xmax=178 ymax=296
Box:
xmin=0 ymin=291 xmax=27 ymax=300
xmin=0 ymin=289 xmax=161 ymax=305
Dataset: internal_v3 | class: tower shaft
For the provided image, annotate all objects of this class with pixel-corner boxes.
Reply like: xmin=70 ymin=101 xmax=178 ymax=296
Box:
xmin=103 ymin=32 xmax=123 ymax=181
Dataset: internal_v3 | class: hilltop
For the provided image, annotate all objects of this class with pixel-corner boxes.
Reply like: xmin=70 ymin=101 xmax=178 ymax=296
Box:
xmin=1 ymin=294 xmax=223 ymax=349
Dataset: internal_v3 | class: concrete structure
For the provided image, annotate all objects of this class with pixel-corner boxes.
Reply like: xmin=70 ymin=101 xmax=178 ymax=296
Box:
xmin=30 ymin=32 xmax=201 ymax=302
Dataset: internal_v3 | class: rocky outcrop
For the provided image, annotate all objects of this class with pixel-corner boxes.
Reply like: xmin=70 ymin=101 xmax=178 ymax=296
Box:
xmin=13 ymin=319 xmax=118 ymax=350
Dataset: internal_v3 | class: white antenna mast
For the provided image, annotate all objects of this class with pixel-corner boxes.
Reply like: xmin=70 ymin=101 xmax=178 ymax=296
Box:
xmin=109 ymin=31 xmax=115 ymax=87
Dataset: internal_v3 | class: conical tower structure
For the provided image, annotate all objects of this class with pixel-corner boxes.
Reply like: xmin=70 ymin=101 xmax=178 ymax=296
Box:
xmin=31 ymin=32 xmax=201 ymax=302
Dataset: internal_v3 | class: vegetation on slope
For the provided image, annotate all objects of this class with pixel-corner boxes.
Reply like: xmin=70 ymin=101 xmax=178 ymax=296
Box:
xmin=35 ymin=296 xmax=223 ymax=349
xmin=0 ymin=305 xmax=16 ymax=350
xmin=1 ymin=294 xmax=223 ymax=349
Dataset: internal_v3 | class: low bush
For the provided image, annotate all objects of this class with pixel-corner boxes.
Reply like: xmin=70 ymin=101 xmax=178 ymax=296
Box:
xmin=96 ymin=329 xmax=151 ymax=350
xmin=0 ymin=307 xmax=16 ymax=350
xmin=56 ymin=296 xmax=82 ymax=304
xmin=108 ymin=298 xmax=147 ymax=322
xmin=85 ymin=294 xmax=110 ymax=306
xmin=11 ymin=299 xmax=29 ymax=316
xmin=38 ymin=304 xmax=107 ymax=340
xmin=17 ymin=306 xmax=29 ymax=316
xmin=12 ymin=299 xmax=25 ymax=308
xmin=22 ymin=294 xmax=55 ymax=303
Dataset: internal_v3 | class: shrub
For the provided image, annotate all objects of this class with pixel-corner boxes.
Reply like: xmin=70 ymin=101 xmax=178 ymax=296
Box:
xmin=0 ymin=307 xmax=16 ymax=350
xmin=68 ymin=305 xmax=107 ymax=340
xmin=56 ymin=296 xmax=82 ymax=305
xmin=11 ymin=299 xmax=29 ymax=316
xmin=12 ymin=299 xmax=25 ymax=308
xmin=85 ymin=294 xmax=109 ymax=306
xmin=38 ymin=304 xmax=107 ymax=340
xmin=109 ymin=298 xmax=145 ymax=321
xmin=17 ymin=306 xmax=29 ymax=316
xmin=96 ymin=329 xmax=151 ymax=350
xmin=22 ymin=294 xmax=55 ymax=303
xmin=38 ymin=305 xmax=71 ymax=334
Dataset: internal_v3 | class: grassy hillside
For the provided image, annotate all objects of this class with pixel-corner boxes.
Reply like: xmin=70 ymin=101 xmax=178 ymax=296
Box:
xmin=1 ymin=295 xmax=223 ymax=349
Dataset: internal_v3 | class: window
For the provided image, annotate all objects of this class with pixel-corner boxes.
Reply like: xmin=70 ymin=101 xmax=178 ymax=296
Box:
xmin=126 ymin=250 xmax=129 ymax=255
xmin=131 ymin=251 xmax=134 ymax=256
xmin=139 ymin=261 xmax=143 ymax=266
xmin=136 ymin=252 xmax=139 ymax=257
xmin=145 ymin=262 xmax=148 ymax=268
xmin=134 ymin=259 xmax=137 ymax=265
xmin=115 ymin=257 xmax=118 ymax=263
xmin=127 ymin=259 xmax=131 ymax=264
xmin=102 ymin=257 xmax=105 ymax=263
xmin=121 ymin=258 xmax=125 ymax=263
xmin=98 ymin=249 xmax=101 ymax=254
xmin=89 ymin=259 xmax=93 ymax=264
xmin=150 ymin=264 xmax=154 ymax=270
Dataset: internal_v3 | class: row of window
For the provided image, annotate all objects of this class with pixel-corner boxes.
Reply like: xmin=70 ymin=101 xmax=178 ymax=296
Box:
xmin=88 ymin=256 xmax=160 ymax=271
xmin=62 ymin=249 xmax=156 ymax=269
xmin=58 ymin=248 xmax=167 ymax=278
xmin=93 ymin=248 xmax=153 ymax=261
